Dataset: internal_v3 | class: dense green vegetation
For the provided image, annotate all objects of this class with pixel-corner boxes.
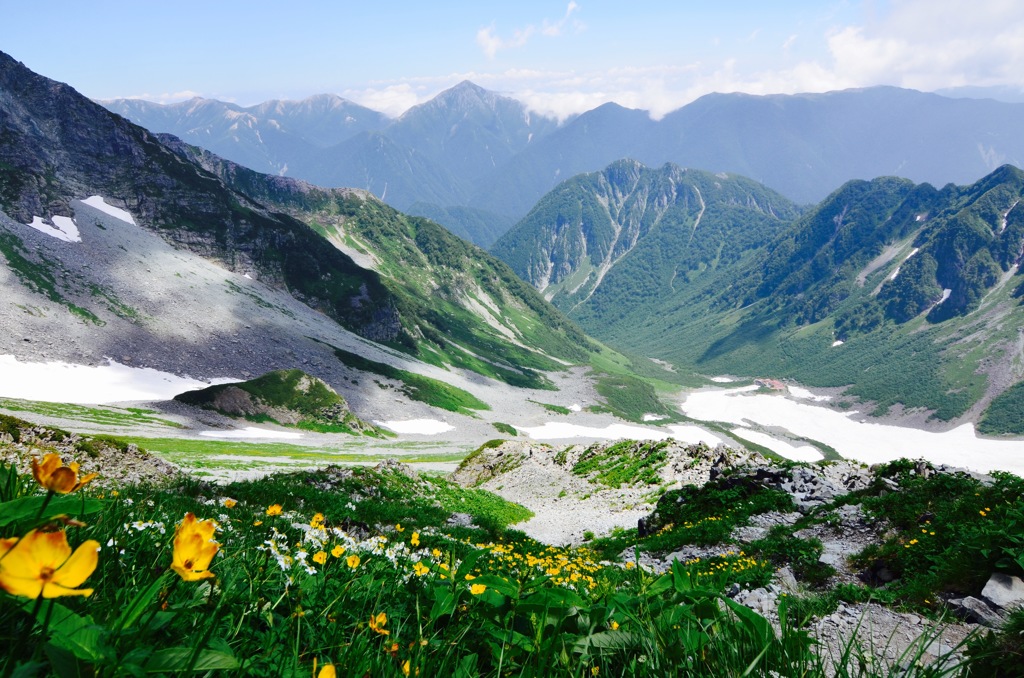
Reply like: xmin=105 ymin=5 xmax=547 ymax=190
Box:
xmin=978 ymin=381 xmax=1024 ymax=435
xmin=569 ymin=440 xmax=672 ymax=488
xmin=0 ymin=398 xmax=182 ymax=429
xmin=329 ymin=345 xmax=489 ymax=415
xmin=592 ymin=372 xmax=678 ymax=423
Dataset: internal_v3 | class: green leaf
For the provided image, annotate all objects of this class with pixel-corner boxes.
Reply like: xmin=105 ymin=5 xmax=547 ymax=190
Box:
xmin=0 ymin=495 xmax=103 ymax=528
xmin=428 ymin=587 xmax=457 ymax=622
xmin=113 ymin=571 xmax=171 ymax=633
xmin=467 ymin=574 xmax=519 ymax=598
xmin=144 ymin=647 xmax=239 ymax=672
xmin=22 ymin=600 xmax=104 ymax=662
xmin=573 ymin=630 xmax=638 ymax=654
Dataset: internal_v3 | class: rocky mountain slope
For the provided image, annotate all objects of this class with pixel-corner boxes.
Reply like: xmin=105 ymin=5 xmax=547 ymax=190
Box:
xmin=105 ymin=85 xmax=1024 ymax=246
xmin=0 ymin=51 xmax=603 ymax=428
xmin=453 ymin=437 xmax=1024 ymax=668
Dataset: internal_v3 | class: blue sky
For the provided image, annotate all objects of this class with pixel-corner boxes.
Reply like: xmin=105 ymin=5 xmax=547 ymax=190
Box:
xmin=2 ymin=1 xmax=1022 ymax=119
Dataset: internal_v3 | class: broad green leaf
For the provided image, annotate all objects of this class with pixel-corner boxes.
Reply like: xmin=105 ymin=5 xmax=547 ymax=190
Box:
xmin=23 ymin=600 xmax=104 ymax=662
xmin=466 ymin=574 xmax=518 ymax=598
xmin=0 ymin=496 xmax=103 ymax=528
xmin=144 ymin=647 xmax=239 ymax=672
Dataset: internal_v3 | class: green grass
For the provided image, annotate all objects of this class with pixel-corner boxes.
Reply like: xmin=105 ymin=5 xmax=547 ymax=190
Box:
xmin=492 ymin=422 xmax=518 ymax=436
xmin=118 ymin=436 xmax=466 ymax=470
xmin=528 ymin=400 xmax=571 ymax=415
xmin=0 ymin=398 xmax=183 ymax=428
xmin=328 ymin=344 xmax=489 ymax=415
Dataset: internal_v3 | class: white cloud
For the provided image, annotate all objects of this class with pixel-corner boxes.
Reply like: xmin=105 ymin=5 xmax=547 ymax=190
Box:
xmin=342 ymin=83 xmax=423 ymax=118
xmin=346 ymin=1 xmax=1024 ymax=121
xmin=476 ymin=2 xmax=581 ymax=59
xmin=119 ymin=90 xmax=203 ymax=104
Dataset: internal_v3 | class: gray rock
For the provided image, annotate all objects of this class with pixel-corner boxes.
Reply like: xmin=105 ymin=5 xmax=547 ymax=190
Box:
xmin=774 ymin=566 xmax=799 ymax=593
xmin=953 ymin=596 xmax=1004 ymax=628
xmin=981 ymin=573 xmax=1024 ymax=611
xmin=818 ymin=541 xmax=850 ymax=570
xmin=731 ymin=525 xmax=768 ymax=543
xmin=446 ymin=512 xmax=477 ymax=528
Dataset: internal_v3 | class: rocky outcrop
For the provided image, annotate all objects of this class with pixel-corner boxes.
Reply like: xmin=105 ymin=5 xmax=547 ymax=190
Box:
xmin=174 ymin=369 xmax=381 ymax=435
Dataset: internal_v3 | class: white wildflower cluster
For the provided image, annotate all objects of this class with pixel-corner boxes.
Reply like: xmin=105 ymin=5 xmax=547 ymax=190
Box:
xmin=257 ymin=527 xmax=295 ymax=573
xmin=126 ymin=519 xmax=166 ymax=535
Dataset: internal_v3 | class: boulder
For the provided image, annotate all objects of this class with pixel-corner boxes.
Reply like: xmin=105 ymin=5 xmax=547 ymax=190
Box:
xmin=981 ymin=573 xmax=1024 ymax=611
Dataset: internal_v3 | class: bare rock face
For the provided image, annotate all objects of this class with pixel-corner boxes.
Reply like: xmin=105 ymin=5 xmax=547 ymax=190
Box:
xmin=981 ymin=573 xmax=1024 ymax=611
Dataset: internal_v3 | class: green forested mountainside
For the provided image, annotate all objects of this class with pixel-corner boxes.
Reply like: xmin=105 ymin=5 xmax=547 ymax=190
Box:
xmin=405 ymin=202 xmax=513 ymax=249
xmin=166 ymin=138 xmax=594 ymax=385
xmin=492 ymin=160 xmax=801 ymax=328
xmin=580 ymin=166 xmax=1024 ymax=425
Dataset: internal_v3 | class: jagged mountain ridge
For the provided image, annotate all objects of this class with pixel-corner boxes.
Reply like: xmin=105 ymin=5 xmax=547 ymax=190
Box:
xmin=580 ymin=166 xmax=1024 ymax=425
xmin=0 ymin=50 xmax=591 ymax=405
xmin=105 ymin=85 xmax=1024 ymax=248
xmin=492 ymin=160 xmax=801 ymax=325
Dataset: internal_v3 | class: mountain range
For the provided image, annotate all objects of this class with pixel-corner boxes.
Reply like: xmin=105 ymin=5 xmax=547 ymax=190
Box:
xmin=495 ymin=157 xmax=1024 ymax=429
xmin=104 ymin=85 xmax=1024 ymax=248
xmin=0 ymin=50 xmax=600 ymax=430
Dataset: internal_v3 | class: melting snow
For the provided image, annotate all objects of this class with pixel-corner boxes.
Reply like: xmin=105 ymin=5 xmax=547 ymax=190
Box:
xmin=377 ymin=419 xmax=454 ymax=435
xmin=681 ymin=385 xmax=1024 ymax=475
xmin=568 ymin=404 xmax=582 ymax=412
xmin=787 ymin=386 xmax=832 ymax=402
xmin=520 ymin=421 xmax=725 ymax=446
xmin=0 ymin=355 xmax=236 ymax=404
xmin=832 ymin=340 xmax=845 ymax=347
xmin=731 ymin=428 xmax=823 ymax=462
xmin=642 ymin=413 xmax=667 ymax=422
xmin=26 ymin=216 xmax=80 ymax=242
xmin=710 ymin=376 xmax=735 ymax=383
xmin=81 ymin=196 xmax=136 ymax=225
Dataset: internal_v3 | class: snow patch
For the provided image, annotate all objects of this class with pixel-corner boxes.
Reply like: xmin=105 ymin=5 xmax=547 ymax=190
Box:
xmin=642 ymin=413 xmax=666 ymax=422
xmin=81 ymin=196 xmax=136 ymax=225
xmin=710 ymin=376 xmax=735 ymax=383
xmin=787 ymin=386 xmax=832 ymax=402
xmin=731 ymin=428 xmax=823 ymax=462
xmin=200 ymin=428 xmax=304 ymax=440
xmin=377 ymin=419 xmax=454 ymax=435
xmin=521 ymin=421 xmax=724 ymax=446
xmin=832 ymin=340 xmax=845 ymax=347
xmin=568 ymin=404 xmax=582 ymax=412
xmin=0 ymin=355 xmax=236 ymax=404
xmin=26 ymin=216 xmax=80 ymax=243
xmin=681 ymin=385 xmax=1024 ymax=475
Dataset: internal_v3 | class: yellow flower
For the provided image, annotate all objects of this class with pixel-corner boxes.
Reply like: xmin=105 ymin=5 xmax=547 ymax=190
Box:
xmin=267 ymin=504 xmax=283 ymax=516
xmin=222 ymin=498 xmax=237 ymax=509
xmin=0 ymin=529 xmax=99 ymax=598
xmin=431 ymin=548 xmax=442 ymax=558
xmin=369 ymin=611 xmax=389 ymax=636
xmin=312 ymin=551 xmax=327 ymax=565
xmin=170 ymin=513 xmax=219 ymax=581
xmin=609 ymin=621 xmax=620 ymax=631
xmin=31 ymin=453 xmax=97 ymax=494
xmin=253 ymin=520 xmax=263 ymax=526
xmin=413 ymin=561 xmax=430 ymax=576
xmin=402 ymin=659 xmax=411 ymax=676
xmin=470 ymin=583 xmax=487 ymax=595
xmin=310 ymin=513 xmax=326 ymax=529
xmin=317 ymin=664 xmax=336 ymax=678
xmin=410 ymin=532 xmax=420 ymax=547
xmin=110 ymin=490 xmax=119 ymax=497
xmin=591 ymin=667 xmax=600 ymax=676
xmin=331 ymin=545 xmax=345 ymax=558
xmin=395 ymin=523 xmax=404 ymax=533
xmin=346 ymin=554 xmax=360 ymax=569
